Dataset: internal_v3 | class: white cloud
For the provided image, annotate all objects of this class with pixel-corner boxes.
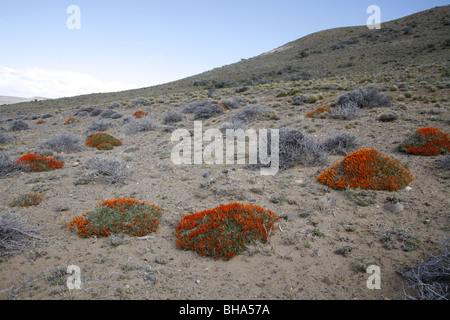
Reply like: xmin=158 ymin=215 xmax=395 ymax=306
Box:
xmin=0 ymin=66 xmax=139 ymax=99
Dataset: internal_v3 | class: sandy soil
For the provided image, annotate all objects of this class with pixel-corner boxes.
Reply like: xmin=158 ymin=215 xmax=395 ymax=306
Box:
xmin=0 ymin=87 xmax=448 ymax=300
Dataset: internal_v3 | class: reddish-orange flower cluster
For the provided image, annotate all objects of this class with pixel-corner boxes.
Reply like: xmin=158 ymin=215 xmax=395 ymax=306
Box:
xmin=85 ymin=133 xmax=122 ymax=149
xmin=68 ymin=198 xmax=163 ymax=238
xmin=175 ymin=203 xmax=279 ymax=260
xmin=35 ymin=120 xmax=46 ymax=125
xmin=64 ymin=118 xmax=79 ymax=125
xmin=305 ymin=106 xmax=332 ymax=118
xmin=9 ymin=191 xmax=44 ymax=207
xmin=317 ymin=149 xmax=414 ymax=191
xmin=218 ymin=104 xmax=228 ymax=111
xmin=17 ymin=154 xmax=64 ymax=172
xmin=96 ymin=143 xmax=114 ymax=150
xmin=399 ymin=127 xmax=449 ymax=156
xmin=133 ymin=111 xmax=149 ymax=119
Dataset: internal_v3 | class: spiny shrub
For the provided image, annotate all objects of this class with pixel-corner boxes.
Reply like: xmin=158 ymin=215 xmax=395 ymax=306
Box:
xmin=336 ymin=88 xmax=391 ymax=108
xmin=87 ymin=119 xmax=115 ymax=133
xmin=220 ymin=97 xmax=242 ymax=110
xmin=64 ymin=118 xmax=79 ymax=125
xmin=232 ymin=106 xmax=271 ymax=123
xmin=107 ymin=102 xmax=121 ymax=110
xmin=321 ymin=133 xmax=360 ymax=155
xmin=249 ymin=128 xmax=327 ymax=171
xmin=306 ymin=106 xmax=331 ymax=118
xmin=175 ymin=203 xmax=279 ymax=260
xmin=0 ymin=152 xmax=28 ymax=178
xmin=39 ymin=133 xmax=84 ymax=153
xmin=86 ymin=156 xmax=128 ymax=184
xmin=399 ymin=127 xmax=449 ymax=156
xmin=318 ymin=149 xmax=414 ymax=191
xmin=193 ymin=104 xmax=225 ymax=120
xmin=329 ymin=102 xmax=361 ymax=120
xmin=125 ymin=118 xmax=160 ymax=135
xmin=218 ymin=119 xmax=247 ymax=135
xmin=9 ymin=120 xmax=29 ymax=132
xmin=100 ymin=109 xmax=117 ymax=119
xmin=9 ymin=191 xmax=44 ymax=207
xmin=85 ymin=133 xmax=122 ymax=149
xmin=90 ymin=108 xmax=103 ymax=117
xmin=133 ymin=111 xmax=149 ymax=119
xmin=162 ymin=110 xmax=183 ymax=124
xmin=68 ymin=199 xmax=163 ymax=238
xmin=0 ymin=212 xmax=40 ymax=257
xmin=130 ymin=97 xmax=150 ymax=108
xmin=434 ymin=155 xmax=450 ymax=170
xmin=0 ymin=132 xmax=15 ymax=144
xmin=17 ymin=154 xmax=64 ymax=172
xmin=41 ymin=114 xmax=54 ymax=119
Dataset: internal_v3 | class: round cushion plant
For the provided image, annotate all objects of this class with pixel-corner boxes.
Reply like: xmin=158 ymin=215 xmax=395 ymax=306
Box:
xmin=318 ymin=148 xmax=414 ymax=191
xmin=399 ymin=127 xmax=449 ymax=156
xmin=175 ymin=203 xmax=279 ymax=260
xmin=17 ymin=154 xmax=64 ymax=172
xmin=68 ymin=198 xmax=163 ymax=238
xmin=85 ymin=133 xmax=122 ymax=149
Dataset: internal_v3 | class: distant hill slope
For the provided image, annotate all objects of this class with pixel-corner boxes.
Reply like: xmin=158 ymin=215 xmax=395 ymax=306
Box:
xmin=0 ymin=96 xmax=48 ymax=105
xmin=2 ymin=5 xmax=449 ymax=113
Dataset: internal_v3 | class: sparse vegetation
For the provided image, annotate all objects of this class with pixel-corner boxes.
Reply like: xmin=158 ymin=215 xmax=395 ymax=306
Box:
xmin=39 ymin=133 xmax=84 ymax=153
xmin=0 ymin=212 xmax=41 ymax=257
xmin=86 ymin=156 xmax=129 ymax=185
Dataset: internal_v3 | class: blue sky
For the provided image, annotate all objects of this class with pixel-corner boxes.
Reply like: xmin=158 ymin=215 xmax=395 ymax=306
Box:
xmin=0 ymin=0 xmax=448 ymax=98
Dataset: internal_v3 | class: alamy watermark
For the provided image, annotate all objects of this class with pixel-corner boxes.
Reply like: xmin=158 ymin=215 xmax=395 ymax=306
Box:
xmin=170 ymin=121 xmax=279 ymax=176
xmin=66 ymin=5 xmax=81 ymax=30
xmin=366 ymin=265 xmax=381 ymax=290
xmin=367 ymin=5 xmax=381 ymax=29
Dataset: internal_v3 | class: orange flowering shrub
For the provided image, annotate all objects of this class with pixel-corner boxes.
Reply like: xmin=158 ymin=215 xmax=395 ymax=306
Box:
xmin=68 ymin=199 xmax=163 ymax=238
xmin=85 ymin=133 xmax=122 ymax=149
xmin=399 ymin=127 xmax=449 ymax=156
xmin=16 ymin=154 xmax=64 ymax=172
xmin=133 ymin=111 xmax=149 ymax=119
xmin=318 ymin=149 xmax=414 ymax=191
xmin=218 ymin=104 xmax=228 ymax=111
xmin=175 ymin=203 xmax=279 ymax=260
xmin=35 ymin=120 xmax=46 ymax=125
xmin=306 ymin=106 xmax=332 ymax=118
xmin=9 ymin=191 xmax=44 ymax=207
xmin=64 ymin=118 xmax=79 ymax=125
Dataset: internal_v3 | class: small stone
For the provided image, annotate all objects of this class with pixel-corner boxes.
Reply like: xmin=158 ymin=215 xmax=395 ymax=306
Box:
xmin=72 ymin=162 xmax=80 ymax=167
xmin=383 ymin=203 xmax=404 ymax=213
xmin=322 ymin=277 xmax=332 ymax=285
xmin=202 ymin=172 xmax=211 ymax=178
xmin=405 ymin=186 xmax=412 ymax=191
xmin=196 ymin=279 xmax=201 ymax=284
xmin=144 ymin=274 xmax=157 ymax=283
xmin=283 ymin=214 xmax=296 ymax=221
xmin=295 ymin=179 xmax=304 ymax=185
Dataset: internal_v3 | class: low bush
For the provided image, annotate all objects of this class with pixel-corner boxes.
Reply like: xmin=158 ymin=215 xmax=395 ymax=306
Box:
xmin=68 ymin=198 xmax=163 ymax=238
xmin=9 ymin=191 xmax=44 ymax=207
xmin=86 ymin=156 xmax=128 ymax=184
xmin=0 ymin=152 xmax=27 ymax=178
xmin=0 ymin=212 xmax=41 ymax=257
xmin=175 ymin=203 xmax=279 ymax=260
xmin=321 ymin=133 xmax=360 ymax=155
xmin=162 ymin=110 xmax=183 ymax=124
xmin=87 ymin=119 xmax=115 ymax=133
xmin=16 ymin=154 xmax=64 ymax=172
xmin=329 ymin=102 xmax=361 ymax=120
xmin=292 ymin=95 xmax=307 ymax=106
xmin=0 ymin=132 xmax=15 ymax=144
xmin=9 ymin=120 xmax=29 ymax=132
xmin=232 ymin=106 xmax=271 ymax=123
xmin=130 ymin=97 xmax=150 ymax=108
xmin=318 ymin=149 xmax=414 ymax=191
xmin=97 ymin=143 xmax=114 ymax=151
xmin=336 ymin=88 xmax=392 ymax=108
xmin=133 ymin=111 xmax=149 ymax=119
xmin=182 ymin=101 xmax=225 ymax=120
xmin=125 ymin=118 xmax=160 ymax=135
xmin=306 ymin=106 xmax=331 ymax=118
xmin=220 ymin=97 xmax=241 ymax=110
xmin=85 ymin=133 xmax=122 ymax=149
xmin=399 ymin=127 xmax=449 ymax=156
xmin=64 ymin=118 xmax=79 ymax=125
xmin=39 ymin=133 xmax=84 ymax=153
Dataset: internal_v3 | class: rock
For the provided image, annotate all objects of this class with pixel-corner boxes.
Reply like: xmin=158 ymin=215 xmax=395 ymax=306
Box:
xmin=383 ymin=203 xmax=404 ymax=213
xmin=202 ymin=172 xmax=211 ymax=178
xmin=282 ymin=214 xmax=297 ymax=221
xmin=72 ymin=162 xmax=80 ymax=167
xmin=144 ymin=274 xmax=157 ymax=283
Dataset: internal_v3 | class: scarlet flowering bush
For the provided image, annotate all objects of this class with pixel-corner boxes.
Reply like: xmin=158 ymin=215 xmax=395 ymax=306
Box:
xmin=35 ymin=120 xmax=46 ymax=125
xmin=16 ymin=154 xmax=64 ymax=172
xmin=317 ymin=149 xmax=414 ymax=191
xmin=64 ymin=118 xmax=79 ymax=125
xmin=399 ymin=127 xmax=449 ymax=156
xmin=9 ymin=191 xmax=44 ymax=207
xmin=175 ymin=203 xmax=279 ymax=260
xmin=305 ymin=106 xmax=332 ymax=118
xmin=133 ymin=111 xmax=149 ymax=119
xmin=68 ymin=199 xmax=163 ymax=238
xmin=85 ymin=133 xmax=122 ymax=149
